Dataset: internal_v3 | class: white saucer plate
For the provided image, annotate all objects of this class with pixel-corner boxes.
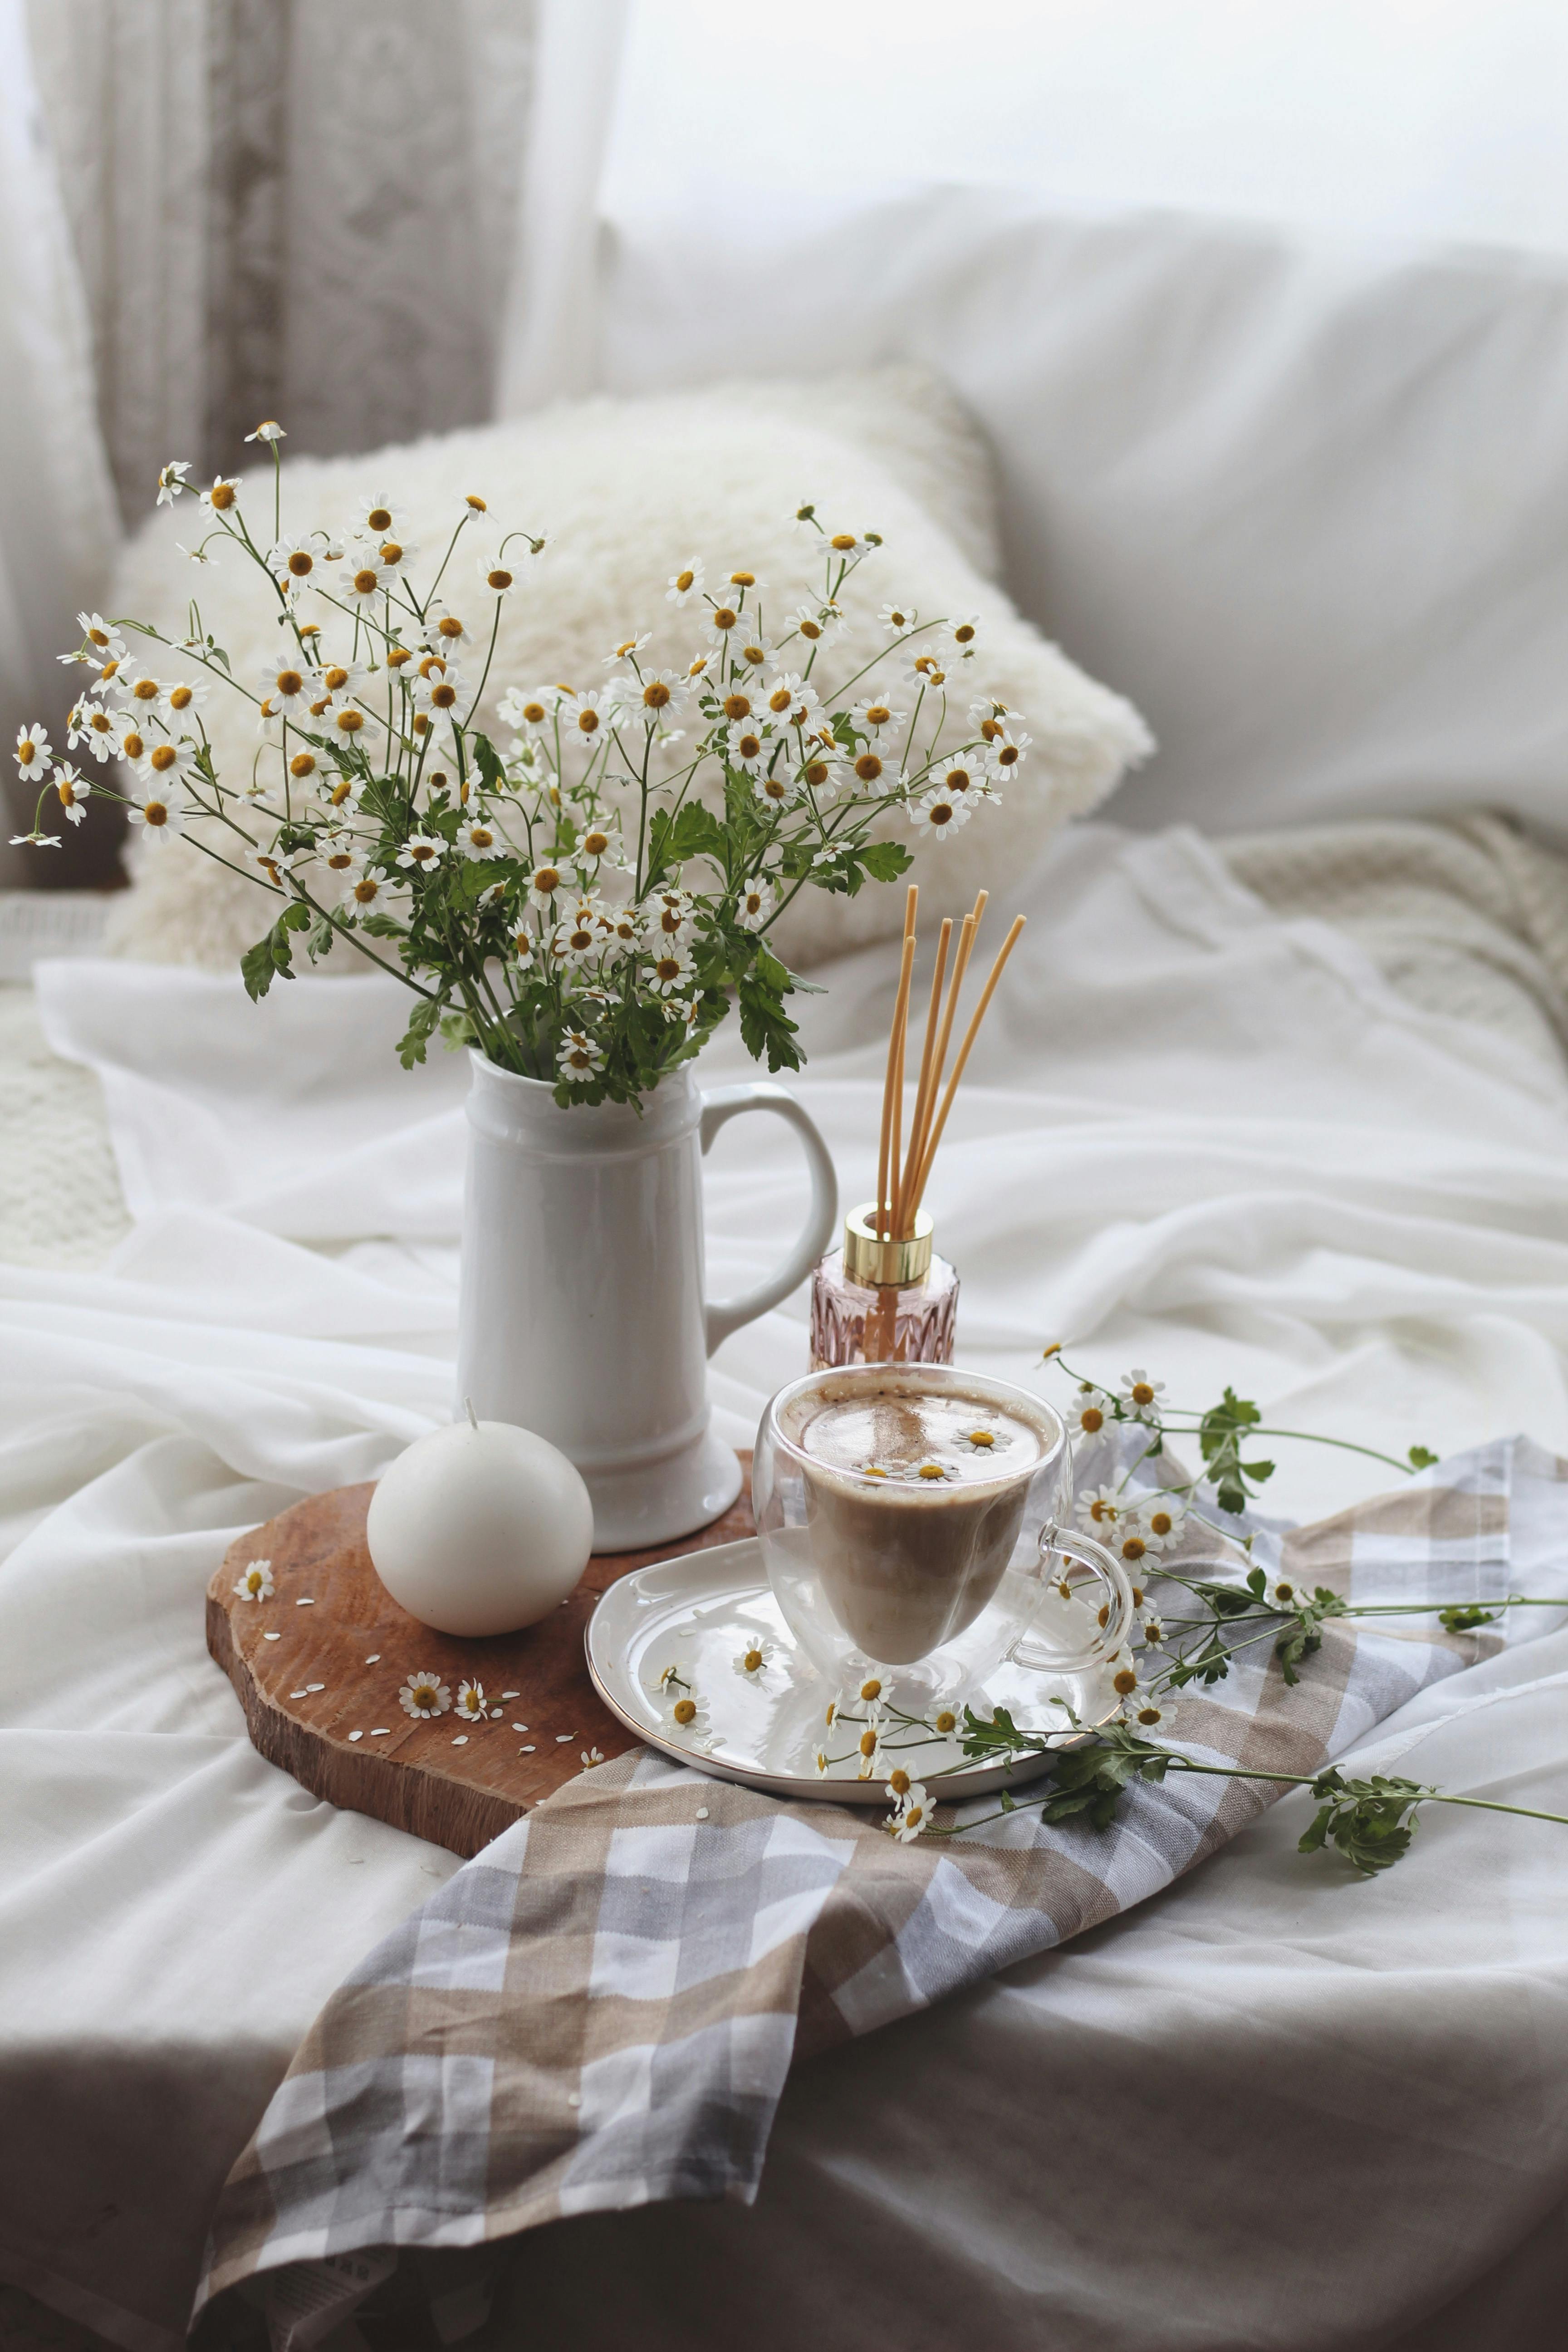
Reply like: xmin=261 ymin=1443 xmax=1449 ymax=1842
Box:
xmin=585 ymin=1536 xmax=1121 ymax=1805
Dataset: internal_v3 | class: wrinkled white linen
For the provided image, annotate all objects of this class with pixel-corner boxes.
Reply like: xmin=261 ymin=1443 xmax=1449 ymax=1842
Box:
xmin=8 ymin=821 xmax=1568 ymax=2349
xmin=598 ymin=192 xmax=1568 ymax=847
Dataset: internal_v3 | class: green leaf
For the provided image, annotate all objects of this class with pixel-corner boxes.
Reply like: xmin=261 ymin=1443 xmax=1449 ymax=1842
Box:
xmin=856 ymin=839 xmax=915 ymax=883
xmin=240 ymin=933 xmax=279 ymax=1001
xmin=1408 ymin=1445 xmax=1439 ymax=1470
xmin=736 ymin=970 xmax=801 ymax=1073
xmin=395 ymin=996 xmax=443 ymax=1070
xmin=1438 ymin=1602 xmax=1500 ymax=1632
xmin=1298 ymin=1771 xmax=1428 ymax=1876
xmin=647 ymin=801 xmax=727 ymax=886
xmin=469 ymin=730 xmax=505 ymax=796
xmin=239 ymin=901 xmax=311 ymax=1000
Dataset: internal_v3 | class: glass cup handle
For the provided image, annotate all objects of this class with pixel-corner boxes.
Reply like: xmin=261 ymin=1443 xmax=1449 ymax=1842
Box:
xmin=1009 ymin=1523 xmax=1137 ymax=1673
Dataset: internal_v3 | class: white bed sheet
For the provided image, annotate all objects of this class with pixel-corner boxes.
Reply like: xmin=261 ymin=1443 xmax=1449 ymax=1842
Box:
xmin=8 ymin=822 xmax=1568 ymax=2350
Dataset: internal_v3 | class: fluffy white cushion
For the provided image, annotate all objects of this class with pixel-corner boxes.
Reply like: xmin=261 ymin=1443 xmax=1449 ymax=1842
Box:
xmin=102 ymin=365 xmax=1151 ymax=970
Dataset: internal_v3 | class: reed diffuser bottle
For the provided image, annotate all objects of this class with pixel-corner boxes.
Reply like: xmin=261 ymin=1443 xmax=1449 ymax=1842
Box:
xmin=810 ymin=883 xmax=1024 ymax=1369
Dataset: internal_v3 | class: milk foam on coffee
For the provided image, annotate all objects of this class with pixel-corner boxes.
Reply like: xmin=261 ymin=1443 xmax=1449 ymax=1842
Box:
xmin=782 ymin=1379 xmax=1054 ymax=1663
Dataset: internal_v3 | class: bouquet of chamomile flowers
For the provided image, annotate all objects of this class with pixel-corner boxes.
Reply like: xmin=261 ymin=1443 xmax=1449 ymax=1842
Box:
xmin=14 ymin=423 xmax=1030 ymax=1102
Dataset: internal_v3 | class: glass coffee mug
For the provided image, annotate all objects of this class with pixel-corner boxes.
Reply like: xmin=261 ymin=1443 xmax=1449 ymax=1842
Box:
xmin=753 ymin=1362 xmax=1137 ymax=1710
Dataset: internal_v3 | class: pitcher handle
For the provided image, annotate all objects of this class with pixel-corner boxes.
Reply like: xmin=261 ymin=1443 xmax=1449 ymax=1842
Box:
xmin=1010 ymin=1524 xmax=1138 ymax=1672
xmin=700 ymin=1082 xmax=838 ymax=1354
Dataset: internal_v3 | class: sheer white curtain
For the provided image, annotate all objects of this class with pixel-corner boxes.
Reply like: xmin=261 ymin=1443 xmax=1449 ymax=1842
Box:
xmin=603 ymin=0 xmax=1568 ymax=256
xmin=0 ymin=0 xmax=119 ymax=882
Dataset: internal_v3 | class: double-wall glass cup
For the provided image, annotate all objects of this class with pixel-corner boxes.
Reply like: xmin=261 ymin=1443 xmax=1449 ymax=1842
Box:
xmin=753 ymin=1362 xmax=1136 ymax=1714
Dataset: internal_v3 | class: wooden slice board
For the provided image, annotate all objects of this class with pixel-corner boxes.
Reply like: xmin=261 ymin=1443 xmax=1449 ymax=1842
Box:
xmin=207 ymin=1460 xmax=754 ymax=1859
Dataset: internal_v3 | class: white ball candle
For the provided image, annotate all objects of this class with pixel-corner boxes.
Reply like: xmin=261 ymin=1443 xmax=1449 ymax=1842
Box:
xmin=366 ymin=1414 xmax=593 ymax=1637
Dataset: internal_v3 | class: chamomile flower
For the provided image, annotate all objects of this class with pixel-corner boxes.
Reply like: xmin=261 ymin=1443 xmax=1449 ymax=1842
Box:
xmin=233 ymin=1558 xmax=275 ymax=1601
xmin=160 ymin=678 xmax=208 ymax=726
xmin=705 ymin=594 xmax=742 ymax=645
xmin=156 ymin=459 xmax=191 ymax=505
xmin=1136 ymin=1494 xmax=1187 ymax=1549
xmin=198 ymin=475 xmax=240 ymax=516
xmin=931 ymin=761 xmax=985 ymax=808
xmin=399 ymin=1670 xmax=451 ymax=1720
xmin=753 ymin=767 xmax=794 ymax=808
xmin=645 ymin=886 xmax=695 ymax=940
xmin=646 ymin=945 xmax=692 ymax=998
xmin=1115 ymin=1526 xmax=1155 ymax=1576
xmin=245 ymin=419 xmax=286 ymax=443
xmin=74 ymin=613 xmax=126 ymax=659
xmin=907 ymin=786 xmax=970 ymax=837
xmin=558 ymin=1029 xmax=604 ymax=1083
xmin=257 ymin=661 xmax=314 ymax=719
xmin=1122 ymin=1686 xmax=1176 ymax=1736
xmin=312 ymin=833 xmax=363 ymax=885
xmin=317 ymin=767 xmax=365 ymax=811
xmin=314 ymin=660 xmax=371 ymax=716
xmin=633 ymin=670 xmax=688 ymax=721
xmin=761 ymin=673 xmax=818 ymax=730
xmin=341 ymin=867 xmax=396 ymax=915
xmin=902 ymin=648 xmax=951 ymax=692
xmin=1077 ymin=1484 xmax=1125 ymax=1533
xmin=455 ymin=1680 xmax=487 ymax=1721
xmin=849 ymin=747 xmax=886 ymax=791
xmin=603 ymin=631 xmax=652 ymax=670
xmin=565 ymin=686 xmax=614 ymax=740
xmin=790 ymin=600 xmax=844 ymax=647
xmin=855 ymin=1722 xmax=888 ymax=1780
xmin=851 ymin=694 xmax=904 ymax=737
xmin=10 ymin=829 xmax=60 ymax=848
xmin=735 ymin=627 xmax=773 ymax=671
xmin=734 ymin=877 xmax=776 ymax=931
xmin=396 ymin=833 xmax=447 ymax=874
xmin=137 ymin=737 xmax=196 ymax=791
xmin=551 ymin=903 xmax=607 ymax=969
xmin=983 ymin=728 xmax=1032 ymax=779
xmin=1118 ymin=1370 xmax=1165 ymax=1423
xmin=338 ymin=549 xmax=392 ymax=606
xmin=799 ymin=745 xmax=844 ymax=798
xmin=1069 ymin=1385 xmax=1116 ymax=1440
xmin=1137 ymin=1611 xmax=1168 ymax=1651
xmin=666 ymin=559 xmax=705 ymax=606
xmin=509 ymin=917 xmax=537 ymax=965
xmin=13 ymin=725 xmax=52 ymax=781
xmin=1264 ymin=1568 xmax=1316 ymax=1613
xmin=115 ymin=723 xmax=151 ymax=766
xmin=733 ymin=1640 xmax=770 ymax=1678
xmin=53 ymin=764 xmax=91 ymax=824
xmin=425 ymin=602 xmax=469 ymax=649
xmin=268 ymin=533 xmax=326 ymax=591
xmin=726 ymin=721 xmax=768 ymax=776
xmin=413 ymin=668 xmax=465 ymax=729
xmin=945 ymin=614 xmax=980 ymax=655
xmin=580 ymin=1746 xmax=606 ymax=1768
xmin=456 ymin=814 xmax=506 ymax=861
xmin=878 ymin=600 xmax=919 ymax=634
xmin=888 ymin=1787 xmax=932 ymax=1840
xmin=528 ymin=860 xmax=566 ymax=907
xmin=68 ymin=701 xmax=120 ymax=762
xmin=126 ymin=792 xmax=186 ymax=847
xmin=347 ymin=491 xmax=407 ymax=544
xmin=497 ymin=687 xmax=554 ymax=735
xmin=118 ymin=666 xmax=166 ymax=722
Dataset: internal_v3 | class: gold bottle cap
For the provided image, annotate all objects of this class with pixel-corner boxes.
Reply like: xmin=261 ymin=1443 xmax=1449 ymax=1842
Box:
xmin=842 ymin=1201 xmax=934 ymax=1289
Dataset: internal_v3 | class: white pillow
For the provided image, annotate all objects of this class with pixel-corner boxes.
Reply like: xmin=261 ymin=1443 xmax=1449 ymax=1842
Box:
xmin=102 ymin=366 xmax=1151 ymax=970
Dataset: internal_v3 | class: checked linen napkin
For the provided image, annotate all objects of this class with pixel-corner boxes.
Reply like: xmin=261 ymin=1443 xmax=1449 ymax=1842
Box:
xmin=192 ymin=1432 xmax=1568 ymax=2347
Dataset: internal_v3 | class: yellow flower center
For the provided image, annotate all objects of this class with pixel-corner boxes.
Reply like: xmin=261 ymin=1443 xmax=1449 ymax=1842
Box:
xmin=723 ymin=693 xmax=751 ymax=720
xmin=470 ymin=828 xmax=494 ymax=849
xmin=149 ymin=744 xmax=177 ymax=772
xmin=132 ymin=678 xmax=158 ymax=702
xmin=290 ymin=752 xmax=317 ymax=778
xmin=58 ymin=777 xmax=77 ymax=804
xmin=804 ymin=760 xmax=829 ymax=787
xmin=673 ymin=1698 xmax=696 ymax=1724
xmin=859 ymin=1730 xmax=877 ymax=1757
xmin=968 ymin=1430 xmax=994 ymax=1447
xmin=326 ymin=851 xmax=353 ymax=871
xmin=743 ymin=1648 xmax=763 ymax=1672
xmin=18 ymin=738 xmax=34 ymax=761
xmin=336 ymin=709 xmax=364 ymax=732
xmin=712 ymin=606 xmax=738 ymax=631
xmin=583 ymin=829 xmax=609 ymax=855
xmin=730 ymin=570 xmax=755 ymax=587
xmin=437 ymin=616 xmax=464 ymax=639
xmin=865 ymin=703 xmax=891 ymax=725
xmin=953 ymin=623 xmax=975 ymax=643
xmin=935 ymin=1710 xmax=957 ymax=1734
xmin=1079 ymin=1406 xmax=1104 ymax=1433
xmin=1136 ymin=1706 xmax=1161 ymax=1726
xmin=352 ymin=876 xmax=379 ymax=902
xmin=430 ymin=682 xmax=457 ymax=709
xmin=465 ymin=494 xmax=487 ymax=512
xmin=287 ymin=552 xmax=314 ymax=576
xmin=534 ymin=868 xmax=560 ymax=892
xmin=946 ymin=768 xmax=971 ymax=794
xmin=487 ymin=568 xmax=513 ymax=591
xmin=1132 ymin=1383 xmax=1154 ymax=1406
xmin=1113 ymin=1667 xmax=1138 ymax=1695
xmin=523 ymin=700 xmax=546 ymax=722
xmin=1150 ymin=1510 xmax=1173 ymax=1537
xmin=918 ymin=1463 xmax=946 ymax=1480
xmin=577 ymin=709 xmax=599 ymax=733
xmin=353 ymin=568 xmax=379 ymax=595
xmin=89 ymin=711 xmax=112 ymax=733
xmin=245 ymin=1568 xmax=264 ymax=1591
xmin=675 ymin=569 xmax=695 ymax=591
xmin=860 ymin=1679 xmax=882 ymax=1700
xmin=122 ymin=731 xmax=145 ymax=759
xmin=211 ymin=482 xmax=235 ymax=510
xmin=929 ymin=804 xmax=954 ymax=825
xmin=888 ymin=1769 xmax=911 ymax=1797
xmin=387 ymin=647 xmax=412 ymax=667
xmin=831 ymin=533 xmax=857 ymax=550
xmin=736 ymin=733 xmax=761 ymax=760
xmin=143 ymin=799 xmax=169 ymax=826
xmin=855 ymin=753 xmax=882 ymax=783
xmin=88 ymin=627 xmax=110 ymax=647
xmin=800 ymin=618 xmax=822 ymax=639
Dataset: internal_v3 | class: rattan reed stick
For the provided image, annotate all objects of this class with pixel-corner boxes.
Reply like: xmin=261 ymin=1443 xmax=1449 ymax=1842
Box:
xmin=907 ymin=913 xmax=1027 ymax=1219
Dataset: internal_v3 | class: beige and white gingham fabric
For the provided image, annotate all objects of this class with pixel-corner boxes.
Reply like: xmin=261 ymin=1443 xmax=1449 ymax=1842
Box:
xmin=193 ymin=1434 xmax=1565 ymax=2346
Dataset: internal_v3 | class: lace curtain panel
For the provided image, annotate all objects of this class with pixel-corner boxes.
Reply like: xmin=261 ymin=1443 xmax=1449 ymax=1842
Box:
xmin=25 ymin=0 xmax=539 ymax=518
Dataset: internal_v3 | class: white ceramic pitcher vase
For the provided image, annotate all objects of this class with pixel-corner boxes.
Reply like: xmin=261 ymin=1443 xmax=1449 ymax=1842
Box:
xmin=456 ymin=1052 xmax=838 ymax=1551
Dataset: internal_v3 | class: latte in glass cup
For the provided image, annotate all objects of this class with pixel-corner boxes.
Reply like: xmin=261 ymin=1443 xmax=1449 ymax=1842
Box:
xmin=778 ymin=1373 xmax=1057 ymax=1664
